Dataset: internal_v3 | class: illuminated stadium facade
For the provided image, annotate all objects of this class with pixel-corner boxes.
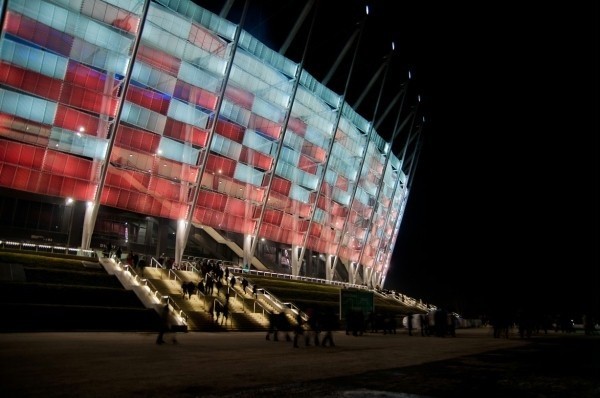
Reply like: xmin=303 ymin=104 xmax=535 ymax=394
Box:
xmin=0 ymin=0 xmax=422 ymax=288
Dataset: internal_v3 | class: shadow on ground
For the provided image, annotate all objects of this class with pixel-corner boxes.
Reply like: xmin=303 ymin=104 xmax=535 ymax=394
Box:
xmin=202 ymin=335 xmax=599 ymax=398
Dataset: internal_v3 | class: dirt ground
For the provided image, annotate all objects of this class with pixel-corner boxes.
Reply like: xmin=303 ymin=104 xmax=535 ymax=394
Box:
xmin=0 ymin=328 xmax=598 ymax=397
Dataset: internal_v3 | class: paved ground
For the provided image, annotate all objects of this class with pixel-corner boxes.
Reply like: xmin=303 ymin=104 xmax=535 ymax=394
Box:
xmin=0 ymin=327 xmax=598 ymax=397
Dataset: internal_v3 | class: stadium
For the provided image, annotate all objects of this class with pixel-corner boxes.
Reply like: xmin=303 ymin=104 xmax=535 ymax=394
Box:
xmin=0 ymin=0 xmax=422 ymax=290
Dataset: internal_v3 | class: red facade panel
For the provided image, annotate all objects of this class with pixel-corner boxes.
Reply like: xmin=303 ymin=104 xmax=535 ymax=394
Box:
xmin=55 ymin=105 xmax=108 ymax=138
xmin=13 ymin=167 xmax=33 ymax=190
xmin=216 ymin=119 xmax=245 ymax=143
xmin=336 ymin=175 xmax=349 ymax=191
xmin=270 ymin=176 xmax=291 ymax=196
xmin=248 ymin=114 xmax=281 ymax=140
xmin=302 ymin=142 xmax=327 ymax=163
xmin=79 ymin=1 xmax=141 ymax=35
xmin=262 ymin=208 xmax=282 ymax=226
xmin=224 ymin=85 xmax=254 ymax=109
xmin=137 ymin=45 xmax=181 ymax=75
xmin=188 ymin=24 xmax=227 ymax=57
xmin=173 ymin=80 xmax=218 ymax=111
xmin=224 ymin=196 xmax=251 ymax=218
xmin=66 ymin=61 xmax=117 ymax=93
xmin=298 ymin=154 xmax=317 ymax=174
xmin=111 ymin=146 xmax=152 ymax=173
xmin=287 ymin=116 xmax=307 ymax=137
xmin=59 ymin=83 xmax=119 ymax=118
xmin=0 ymin=62 xmax=62 ymax=101
xmin=116 ymin=125 xmax=160 ymax=153
xmin=0 ymin=113 xmax=52 ymax=146
xmin=196 ymin=190 xmax=227 ymax=212
xmin=204 ymin=154 xmax=236 ymax=177
xmin=164 ymin=118 xmax=209 ymax=147
xmin=126 ymin=85 xmax=170 ymax=115
xmin=239 ymin=147 xmax=272 ymax=171
xmin=5 ymin=12 xmax=74 ymax=57
xmin=148 ymin=177 xmax=186 ymax=202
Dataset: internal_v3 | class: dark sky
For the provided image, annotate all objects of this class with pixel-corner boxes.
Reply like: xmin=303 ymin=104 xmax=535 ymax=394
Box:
xmin=194 ymin=1 xmax=598 ymax=318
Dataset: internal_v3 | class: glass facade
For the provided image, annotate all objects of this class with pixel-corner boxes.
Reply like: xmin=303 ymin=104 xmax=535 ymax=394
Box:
xmin=0 ymin=0 xmax=418 ymax=288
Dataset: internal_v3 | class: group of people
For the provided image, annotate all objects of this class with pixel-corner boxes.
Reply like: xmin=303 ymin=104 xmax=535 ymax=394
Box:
xmin=266 ymin=306 xmax=337 ymax=348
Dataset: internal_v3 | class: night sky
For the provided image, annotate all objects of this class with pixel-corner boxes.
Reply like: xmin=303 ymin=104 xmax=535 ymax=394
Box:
xmin=194 ymin=1 xmax=598 ymax=319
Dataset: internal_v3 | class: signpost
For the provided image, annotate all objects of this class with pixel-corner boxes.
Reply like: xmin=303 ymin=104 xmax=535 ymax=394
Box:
xmin=340 ymin=289 xmax=374 ymax=319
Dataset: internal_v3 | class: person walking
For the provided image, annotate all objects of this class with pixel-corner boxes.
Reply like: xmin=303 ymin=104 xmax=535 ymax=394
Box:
xmin=156 ymin=303 xmax=177 ymax=344
xmin=320 ymin=308 xmax=337 ymax=347
xmin=293 ymin=312 xmax=304 ymax=348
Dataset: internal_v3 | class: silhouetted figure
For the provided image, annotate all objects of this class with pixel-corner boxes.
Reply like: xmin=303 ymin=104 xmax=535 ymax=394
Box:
xmin=293 ymin=312 xmax=305 ymax=348
xmin=266 ymin=312 xmax=291 ymax=342
xmin=407 ymin=313 xmax=414 ymax=336
xmin=215 ymin=301 xmax=225 ymax=324
xmin=215 ymin=279 xmax=223 ymax=295
xmin=221 ymin=303 xmax=229 ymax=326
xmin=241 ymin=277 xmax=249 ymax=294
xmin=447 ymin=312 xmax=456 ymax=337
xmin=420 ymin=313 xmax=430 ymax=336
xmin=138 ymin=258 xmax=146 ymax=277
xmin=490 ymin=308 xmax=512 ymax=338
xmin=252 ymin=284 xmax=258 ymax=299
xmin=320 ymin=309 xmax=337 ymax=347
xmin=434 ymin=309 xmax=449 ymax=337
xmin=197 ymin=280 xmax=205 ymax=295
xmin=156 ymin=304 xmax=176 ymax=344
xmin=182 ymin=281 xmax=194 ymax=299
xmin=346 ymin=310 xmax=365 ymax=336
xmin=305 ymin=307 xmax=320 ymax=346
xmin=583 ymin=314 xmax=596 ymax=335
xmin=266 ymin=312 xmax=278 ymax=341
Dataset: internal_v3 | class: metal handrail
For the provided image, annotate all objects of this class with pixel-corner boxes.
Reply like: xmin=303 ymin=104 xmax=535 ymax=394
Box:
xmin=0 ymin=240 xmax=97 ymax=257
xmin=121 ymin=263 xmax=188 ymax=325
xmin=228 ymin=265 xmax=368 ymax=290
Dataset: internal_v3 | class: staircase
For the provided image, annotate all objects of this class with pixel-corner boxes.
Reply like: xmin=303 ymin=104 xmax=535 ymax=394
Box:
xmin=141 ymin=266 xmax=271 ymax=331
xmin=0 ymin=251 xmax=161 ymax=332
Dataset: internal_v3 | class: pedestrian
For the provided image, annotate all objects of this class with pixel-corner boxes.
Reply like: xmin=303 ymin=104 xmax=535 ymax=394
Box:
xmin=156 ymin=303 xmax=177 ymax=344
xmin=241 ymin=277 xmax=249 ymax=294
xmin=293 ymin=312 xmax=304 ymax=348
xmin=252 ymin=283 xmax=258 ymax=299
xmin=320 ymin=309 xmax=336 ymax=347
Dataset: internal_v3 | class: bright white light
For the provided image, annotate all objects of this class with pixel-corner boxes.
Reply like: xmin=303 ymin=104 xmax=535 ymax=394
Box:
xmin=157 ymin=149 xmax=163 ymax=155
xmin=418 ymin=95 xmax=421 ymax=102
xmin=365 ymin=5 xmax=369 ymax=15
xmin=408 ymin=70 xmax=412 ymax=79
xmin=79 ymin=127 xmax=85 ymax=132
xmin=66 ymin=197 xmax=74 ymax=205
xmin=391 ymin=42 xmax=395 ymax=51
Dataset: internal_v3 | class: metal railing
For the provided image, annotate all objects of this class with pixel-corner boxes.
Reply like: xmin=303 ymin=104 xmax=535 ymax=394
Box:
xmin=227 ymin=265 xmax=368 ymax=291
xmin=0 ymin=240 xmax=97 ymax=257
xmin=119 ymin=262 xmax=188 ymax=326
